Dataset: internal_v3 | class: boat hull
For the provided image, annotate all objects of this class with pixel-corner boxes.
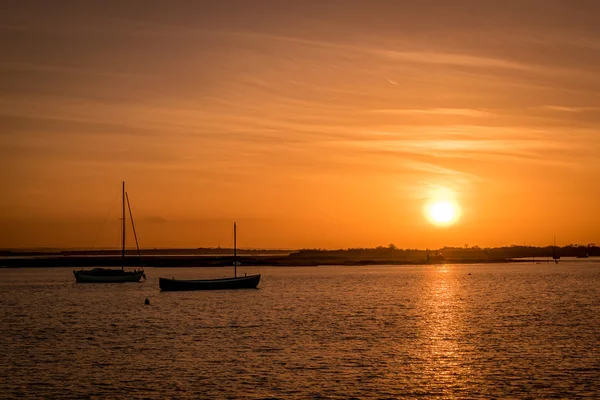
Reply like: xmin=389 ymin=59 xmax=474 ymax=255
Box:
xmin=73 ymin=269 xmax=144 ymax=283
xmin=159 ymin=274 xmax=261 ymax=291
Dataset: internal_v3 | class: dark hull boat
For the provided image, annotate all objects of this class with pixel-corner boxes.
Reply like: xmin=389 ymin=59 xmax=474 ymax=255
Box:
xmin=159 ymin=274 xmax=260 ymax=291
xmin=74 ymin=181 xmax=145 ymax=283
xmin=159 ymin=222 xmax=260 ymax=291
xmin=74 ymin=268 xmax=145 ymax=283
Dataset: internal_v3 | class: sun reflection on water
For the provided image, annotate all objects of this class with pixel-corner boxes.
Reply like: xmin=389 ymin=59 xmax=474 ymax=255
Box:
xmin=408 ymin=265 xmax=475 ymax=394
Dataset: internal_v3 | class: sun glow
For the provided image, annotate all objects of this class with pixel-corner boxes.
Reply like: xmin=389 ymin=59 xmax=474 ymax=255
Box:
xmin=425 ymin=200 xmax=460 ymax=226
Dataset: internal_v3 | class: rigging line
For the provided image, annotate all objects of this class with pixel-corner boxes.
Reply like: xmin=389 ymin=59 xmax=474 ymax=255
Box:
xmin=126 ymin=192 xmax=143 ymax=267
xmin=88 ymin=187 xmax=122 ymax=253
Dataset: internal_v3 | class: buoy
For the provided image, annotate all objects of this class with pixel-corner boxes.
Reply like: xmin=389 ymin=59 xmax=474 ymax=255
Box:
xmin=144 ymin=298 xmax=150 ymax=305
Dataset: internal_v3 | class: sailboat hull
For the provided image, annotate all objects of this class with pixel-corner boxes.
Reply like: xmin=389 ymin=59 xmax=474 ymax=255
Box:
xmin=74 ymin=269 xmax=144 ymax=283
xmin=159 ymin=274 xmax=261 ymax=291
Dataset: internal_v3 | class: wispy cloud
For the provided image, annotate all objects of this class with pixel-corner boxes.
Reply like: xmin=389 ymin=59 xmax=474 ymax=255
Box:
xmin=83 ymin=18 xmax=592 ymax=80
xmin=0 ymin=61 xmax=142 ymax=79
xmin=371 ymin=108 xmax=493 ymax=118
xmin=375 ymin=50 xmax=534 ymax=71
xmin=349 ymin=138 xmax=563 ymax=157
xmin=332 ymin=125 xmax=586 ymax=170
xmin=538 ymin=105 xmax=600 ymax=113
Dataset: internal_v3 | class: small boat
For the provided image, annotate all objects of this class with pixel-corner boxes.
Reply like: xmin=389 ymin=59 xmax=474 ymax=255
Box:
xmin=74 ymin=267 xmax=145 ymax=283
xmin=159 ymin=274 xmax=261 ymax=291
xmin=426 ymin=251 xmax=445 ymax=264
xmin=74 ymin=182 xmax=145 ymax=283
xmin=159 ymin=222 xmax=260 ymax=291
xmin=576 ymin=253 xmax=589 ymax=258
xmin=552 ymin=236 xmax=560 ymax=264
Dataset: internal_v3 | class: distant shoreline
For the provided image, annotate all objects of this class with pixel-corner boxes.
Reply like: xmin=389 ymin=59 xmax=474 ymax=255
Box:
xmin=2 ymin=244 xmax=596 ymax=268
xmin=0 ymin=254 xmax=568 ymax=268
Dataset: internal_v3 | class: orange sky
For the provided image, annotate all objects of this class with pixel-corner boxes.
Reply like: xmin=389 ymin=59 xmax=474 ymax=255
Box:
xmin=1 ymin=1 xmax=599 ymax=249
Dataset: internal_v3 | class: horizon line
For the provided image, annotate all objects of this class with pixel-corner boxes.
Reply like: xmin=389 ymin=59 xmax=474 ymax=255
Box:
xmin=2 ymin=243 xmax=597 ymax=253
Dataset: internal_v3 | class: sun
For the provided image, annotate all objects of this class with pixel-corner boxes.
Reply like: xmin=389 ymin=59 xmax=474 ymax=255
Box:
xmin=425 ymin=200 xmax=460 ymax=226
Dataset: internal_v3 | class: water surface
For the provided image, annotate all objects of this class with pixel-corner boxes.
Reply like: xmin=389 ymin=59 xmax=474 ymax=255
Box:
xmin=1 ymin=262 xmax=599 ymax=398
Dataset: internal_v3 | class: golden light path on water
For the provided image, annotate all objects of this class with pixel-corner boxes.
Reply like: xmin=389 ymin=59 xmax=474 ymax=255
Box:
xmin=404 ymin=264 xmax=473 ymax=393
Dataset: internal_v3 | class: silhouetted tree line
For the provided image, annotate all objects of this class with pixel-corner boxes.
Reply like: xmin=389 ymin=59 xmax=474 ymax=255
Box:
xmin=2 ymin=243 xmax=597 ymax=265
xmin=290 ymin=244 xmax=599 ymax=261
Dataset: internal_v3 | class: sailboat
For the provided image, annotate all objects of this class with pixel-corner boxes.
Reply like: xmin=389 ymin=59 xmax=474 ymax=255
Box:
xmin=159 ymin=222 xmax=261 ymax=291
xmin=552 ymin=236 xmax=560 ymax=264
xmin=73 ymin=182 xmax=145 ymax=283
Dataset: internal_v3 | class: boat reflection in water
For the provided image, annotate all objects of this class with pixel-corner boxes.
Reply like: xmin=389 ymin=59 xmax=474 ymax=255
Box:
xmin=159 ymin=222 xmax=260 ymax=291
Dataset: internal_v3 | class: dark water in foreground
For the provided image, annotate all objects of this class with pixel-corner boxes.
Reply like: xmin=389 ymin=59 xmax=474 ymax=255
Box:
xmin=1 ymin=262 xmax=599 ymax=399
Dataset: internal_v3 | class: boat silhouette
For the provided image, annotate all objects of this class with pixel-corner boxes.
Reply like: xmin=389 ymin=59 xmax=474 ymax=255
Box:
xmin=73 ymin=182 xmax=145 ymax=283
xmin=552 ymin=236 xmax=560 ymax=264
xmin=159 ymin=222 xmax=260 ymax=291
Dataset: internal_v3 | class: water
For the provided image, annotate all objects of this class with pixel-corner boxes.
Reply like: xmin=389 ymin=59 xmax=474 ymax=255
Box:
xmin=1 ymin=262 xmax=599 ymax=399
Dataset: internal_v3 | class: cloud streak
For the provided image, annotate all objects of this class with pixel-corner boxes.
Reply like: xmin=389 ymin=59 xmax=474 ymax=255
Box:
xmin=371 ymin=108 xmax=494 ymax=118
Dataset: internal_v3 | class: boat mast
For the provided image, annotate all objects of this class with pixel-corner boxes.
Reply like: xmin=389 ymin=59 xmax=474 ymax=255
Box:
xmin=126 ymin=192 xmax=143 ymax=268
xmin=234 ymin=222 xmax=237 ymax=278
xmin=121 ymin=181 xmax=126 ymax=270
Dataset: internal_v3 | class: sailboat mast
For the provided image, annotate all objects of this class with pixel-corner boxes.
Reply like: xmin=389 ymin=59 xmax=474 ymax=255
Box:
xmin=126 ymin=192 xmax=143 ymax=267
xmin=234 ymin=222 xmax=237 ymax=278
xmin=121 ymin=181 xmax=126 ymax=270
